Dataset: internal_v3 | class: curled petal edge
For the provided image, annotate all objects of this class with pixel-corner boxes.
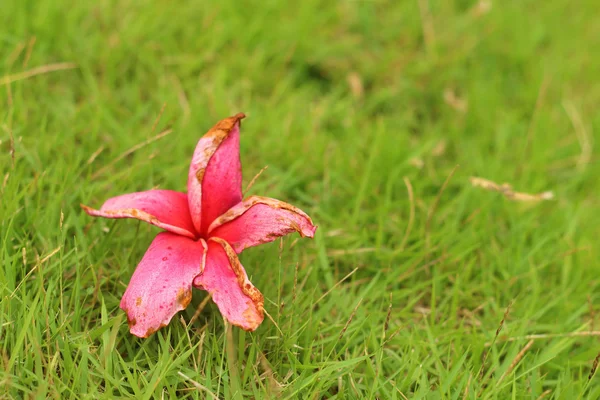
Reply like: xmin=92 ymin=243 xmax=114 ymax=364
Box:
xmin=81 ymin=204 xmax=197 ymax=239
xmin=207 ymin=195 xmax=317 ymax=253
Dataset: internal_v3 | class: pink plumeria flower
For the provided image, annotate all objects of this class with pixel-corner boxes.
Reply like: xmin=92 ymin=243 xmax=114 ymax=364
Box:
xmin=82 ymin=114 xmax=316 ymax=338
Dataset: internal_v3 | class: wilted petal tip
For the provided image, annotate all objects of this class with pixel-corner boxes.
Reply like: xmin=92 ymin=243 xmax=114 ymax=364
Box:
xmin=187 ymin=114 xmax=244 ymax=234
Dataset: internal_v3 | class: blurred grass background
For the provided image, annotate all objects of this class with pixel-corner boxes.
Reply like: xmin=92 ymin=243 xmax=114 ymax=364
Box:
xmin=1 ymin=0 xmax=599 ymax=398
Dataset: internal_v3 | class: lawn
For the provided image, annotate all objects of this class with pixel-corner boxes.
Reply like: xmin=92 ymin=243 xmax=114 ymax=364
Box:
xmin=1 ymin=0 xmax=599 ymax=398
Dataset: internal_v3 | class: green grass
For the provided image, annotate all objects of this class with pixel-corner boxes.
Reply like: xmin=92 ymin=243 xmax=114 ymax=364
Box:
xmin=1 ymin=0 xmax=600 ymax=398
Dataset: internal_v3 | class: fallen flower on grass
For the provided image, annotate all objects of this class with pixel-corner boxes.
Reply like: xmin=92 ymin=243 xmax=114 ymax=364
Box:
xmin=469 ymin=176 xmax=554 ymax=202
xmin=82 ymin=113 xmax=317 ymax=337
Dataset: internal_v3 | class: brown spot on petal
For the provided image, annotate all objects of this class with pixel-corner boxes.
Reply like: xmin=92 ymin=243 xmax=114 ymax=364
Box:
xmin=135 ymin=297 xmax=142 ymax=307
xmin=241 ymin=307 xmax=264 ymax=331
xmin=211 ymin=132 xmax=227 ymax=146
xmin=219 ymin=209 xmax=236 ymax=220
xmin=127 ymin=316 xmax=137 ymax=327
xmin=144 ymin=322 xmax=168 ymax=338
xmin=290 ymin=221 xmax=303 ymax=237
xmin=144 ymin=327 xmax=156 ymax=337
xmin=196 ymin=168 xmax=206 ymax=182
xmin=176 ymin=287 xmax=192 ymax=307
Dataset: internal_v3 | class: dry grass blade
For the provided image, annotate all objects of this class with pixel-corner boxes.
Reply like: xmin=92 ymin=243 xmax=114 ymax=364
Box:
xmin=522 ymin=76 xmax=550 ymax=165
xmin=263 ymin=308 xmax=284 ymax=337
xmin=11 ymin=246 xmax=62 ymax=298
xmin=462 ymin=373 xmax=472 ymax=399
xmin=0 ymin=62 xmax=77 ymax=86
xmin=409 ymin=157 xmax=424 ymax=169
xmin=589 ymin=351 xmax=600 ymax=379
xmin=327 ymin=247 xmax=377 ymax=257
xmin=40 ymin=246 xmax=62 ymax=264
xmin=443 ymin=89 xmax=468 ymax=113
xmin=417 ymin=0 xmax=436 ymax=54
xmin=23 ymin=37 xmax=36 ymax=68
xmin=536 ymin=390 xmax=552 ymax=400
xmin=470 ymin=176 xmax=554 ymax=202
xmin=347 ymin=72 xmax=364 ymax=99
xmin=86 ymin=146 xmax=105 ymax=165
xmin=399 ymin=177 xmax=414 ymax=251
xmin=170 ymin=75 xmax=191 ymax=124
xmin=588 ymin=294 xmax=595 ymax=331
xmin=91 ymin=128 xmax=172 ymax=179
xmin=7 ymin=41 xmax=26 ymax=66
xmin=150 ymin=103 xmax=167 ymax=134
xmin=485 ymin=330 xmax=600 ymax=346
xmin=224 ymin=323 xmax=242 ymax=399
xmin=259 ymin=352 xmax=283 ymax=396
xmin=244 ymin=165 xmax=269 ymax=195
xmin=178 ymin=372 xmax=219 ymax=399
xmin=5 ymin=78 xmax=13 ymax=107
xmin=426 ymin=165 xmax=459 ymax=248
xmin=479 ymin=301 xmax=512 ymax=379
xmin=496 ymin=339 xmax=534 ymax=385
xmin=563 ymin=100 xmax=593 ymax=171
xmin=189 ymin=294 xmax=213 ymax=326
xmin=470 ymin=0 xmax=492 ymax=17
xmin=383 ymin=293 xmax=393 ymax=339
xmin=315 ymin=267 xmax=358 ymax=305
xmin=9 ymin=126 xmax=15 ymax=168
xmin=292 ymin=262 xmax=299 ymax=306
xmin=2 ymin=173 xmax=9 ymax=192
xmin=338 ymin=298 xmax=363 ymax=341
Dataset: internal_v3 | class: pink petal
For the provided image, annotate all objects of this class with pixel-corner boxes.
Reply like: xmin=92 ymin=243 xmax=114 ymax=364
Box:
xmin=188 ymin=114 xmax=244 ymax=235
xmin=193 ymin=238 xmax=264 ymax=331
xmin=207 ymin=196 xmax=317 ymax=254
xmin=82 ymin=190 xmax=197 ymax=239
xmin=120 ymin=232 xmax=206 ymax=338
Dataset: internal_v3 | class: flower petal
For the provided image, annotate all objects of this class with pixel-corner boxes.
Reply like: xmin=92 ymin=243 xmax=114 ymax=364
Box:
xmin=120 ymin=232 xmax=206 ymax=338
xmin=207 ymin=196 xmax=317 ymax=253
xmin=82 ymin=190 xmax=197 ymax=239
xmin=188 ymin=114 xmax=244 ymax=235
xmin=193 ymin=237 xmax=264 ymax=331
